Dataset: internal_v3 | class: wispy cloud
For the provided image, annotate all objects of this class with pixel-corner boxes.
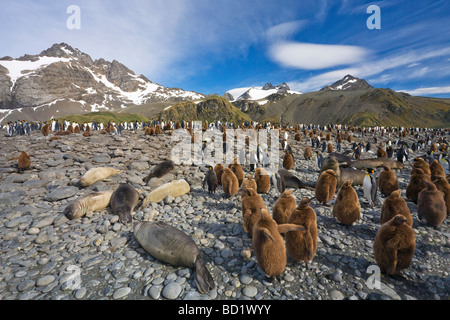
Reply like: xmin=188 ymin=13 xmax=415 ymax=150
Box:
xmin=397 ymin=86 xmax=450 ymax=96
xmin=269 ymin=42 xmax=370 ymax=70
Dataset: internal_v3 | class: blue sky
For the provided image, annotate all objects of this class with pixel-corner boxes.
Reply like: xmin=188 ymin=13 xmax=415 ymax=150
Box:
xmin=1 ymin=0 xmax=449 ymax=97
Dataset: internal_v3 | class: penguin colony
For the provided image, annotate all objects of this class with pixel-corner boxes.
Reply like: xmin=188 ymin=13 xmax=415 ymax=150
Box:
xmin=3 ymin=118 xmax=449 ymax=297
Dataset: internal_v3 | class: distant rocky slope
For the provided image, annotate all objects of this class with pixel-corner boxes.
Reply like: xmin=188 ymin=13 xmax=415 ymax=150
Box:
xmin=0 ymin=43 xmax=204 ymax=123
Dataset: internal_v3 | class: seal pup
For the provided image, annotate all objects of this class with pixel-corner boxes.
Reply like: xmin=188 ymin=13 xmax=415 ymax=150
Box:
xmin=221 ymin=168 xmax=239 ymax=197
xmin=255 ymin=167 xmax=271 ymax=194
xmin=202 ymin=166 xmax=218 ymax=194
xmin=406 ymin=168 xmax=431 ymax=204
xmin=134 ymin=221 xmax=215 ymax=294
xmin=111 ymin=183 xmax=140 ymax=224
xmin=315 ymin=169 xmax=338 ymax=205
xmin=332 ymin=180 xmax=361 ymax=226
xmin=373 ymin=215 xmax=416 ymax=275
xmin=277 ymin=168 xmax=315 ymax=191
xmin=63 ymin=190 xmax=114 ymax=220
xmin=8 ymin=151 xmax=33 ymax=173
xmin=252 ymin=208 xmax=305 ymax=280
xmin=417 ymin=180 xmax=447 ymax=227
xmin=144 ymin=160 xmax=175 ymax=184
xmin=241 ymin=187 xmax=267 ymax=235
xmin=378 ymin=165 xmax=399 ymax=197
xmin=380 ymin=190 xmax=413 ymax=226
xmin=285 ymin=198 xmax=317 ymax=268
xmin=78 ymin=167 xmax=121 ymax=188
xmin=272 ymin=190 xmax=297 ymax=225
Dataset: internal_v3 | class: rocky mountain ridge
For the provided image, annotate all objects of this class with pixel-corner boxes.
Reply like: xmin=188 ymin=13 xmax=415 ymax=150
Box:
xmin=0 ymin=43 xmax=204 ymax=123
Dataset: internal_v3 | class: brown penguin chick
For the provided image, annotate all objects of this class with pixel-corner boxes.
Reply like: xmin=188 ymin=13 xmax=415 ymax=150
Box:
xmin=285 ymin=198 xmax=318 ymax=266
xmin=332 ymin=180 xmax=361 ymax=226
xmin=380 ymin=190 xmax=413 ymax=226
xmin=229 ymin=157 xmax=245 ymax=187
xmin=8 ymin=151 xmax=33 ymax=172
xmin=74 ymin=126 xmax=81 ymax=134
xmin=241 ymin=188 xmax=268 ymax=235
xmin=41 ymin=124 xmax=51 ymax=136
xmin=430 ymin=159 xmax=446 ymax=180
xmin=417 ymin=180 xmax=447 ymax=227
xmin=272 ymin=190 xmax=297 ymax=225
xmin=315 ymin=169 xmax=338 ymax=205
xmin=241 ymin=174 xmax=257 ymax=194
xmin=255 ymin=167 xmax=270 ymax=194
xmin=283 ymin=149 xmax=294 ymax=170
xmin=214 ymin=164 xmax=224 ymax=185
xmin=221 ymin=168 xmax=239 ymax=197
xmin=406 ymin=168 xmax=431 ymax=204
xmin=432 ymin=176 xmax=450 ymax=215
xmin=373 ymin=215 xmax=416 ymax=275
xmin=252 ymin=208 xmax=305 ymax=279
xmin=377 ymin=165 xmax=399 ymax=197
xmin=412 ymin=157 xmax=431 ymax=176
xmin=295 ymin=133 xmax=302 ymax=142
xmin=377 ymin=147 xmax=387 ymax=158
xmin=304 ymin=146 xmax=313 ymax=160
xmin=327 ymin=143 xmax=334 ymax=153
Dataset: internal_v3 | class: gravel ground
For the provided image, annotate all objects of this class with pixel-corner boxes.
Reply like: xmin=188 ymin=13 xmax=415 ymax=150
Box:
xmin=0 ymin=127 xmax=448 ymax=301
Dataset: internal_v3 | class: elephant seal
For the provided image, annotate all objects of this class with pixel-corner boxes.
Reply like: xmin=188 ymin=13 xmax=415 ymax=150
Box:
xmin=143 ymin=160 xmax=175 ymax=184
xmin=278 ymin=168 xmax=315 ymax=190
xmin=134 ymin=221 xmax=215 ymax=294
xmin=111 ymin=183 xmax=140 ymax=224
xmin=320 ymin=156 xmax=366 ymax=187
xmin=63 ymin=190 xmax=114 ymax=220
xmin=78 ymin=167 xmax=121 ymax=187
xmin=349 ymin=158 xmax=404 ymax=170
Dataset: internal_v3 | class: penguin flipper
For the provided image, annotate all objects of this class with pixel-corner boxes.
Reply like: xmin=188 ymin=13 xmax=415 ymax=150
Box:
xmin=194 ymin=256 xmax=215 ymax=294
xmin=278 ymin=224 xmax=306 ymax=234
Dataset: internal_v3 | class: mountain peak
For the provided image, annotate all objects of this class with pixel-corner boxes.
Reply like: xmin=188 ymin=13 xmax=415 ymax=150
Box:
xmin=321 ymin=74 xmax=373 ymax=91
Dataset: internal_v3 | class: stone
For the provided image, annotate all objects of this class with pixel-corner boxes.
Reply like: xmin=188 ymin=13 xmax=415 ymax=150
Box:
xmin=113 ymin=287 xmax=131 ymax=299
xmin=44 ymin=186 xmax=79 ymax=201
xmin=162 ymin=282 xmax=183 ymax=300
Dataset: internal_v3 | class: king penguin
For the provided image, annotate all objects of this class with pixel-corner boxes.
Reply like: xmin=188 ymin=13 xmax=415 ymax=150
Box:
xmin=315 ymin=151 xmax=324 ymax=170
xmin=363 ymin=168 xmax=378 ymax=207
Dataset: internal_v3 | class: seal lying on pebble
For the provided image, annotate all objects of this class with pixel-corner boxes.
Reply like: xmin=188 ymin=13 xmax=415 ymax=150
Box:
xmin=77 ymin=167 xmax=121 ymax=187
xmin=134 ymin=221 xmax=215 ymax=294
xmin=63 ymin=190 xmax=114 ymax=220
xmin=111 ymin=183 xmax=140 ymax=224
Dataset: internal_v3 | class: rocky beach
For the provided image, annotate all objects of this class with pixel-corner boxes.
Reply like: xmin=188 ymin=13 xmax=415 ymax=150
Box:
xmin=0 ymin=126 xmax=448 ymax=302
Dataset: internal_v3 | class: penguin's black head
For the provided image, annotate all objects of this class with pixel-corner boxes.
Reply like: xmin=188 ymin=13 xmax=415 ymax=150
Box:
xmin=367 ymin=168 xmax=375 ymax=174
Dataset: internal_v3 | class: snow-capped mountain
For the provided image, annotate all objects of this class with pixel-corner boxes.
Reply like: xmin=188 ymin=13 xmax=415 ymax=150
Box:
xmin=225 ymin=82 xmax=302 ymax=103
xmin=0 ymin=43 xmax=204 ymax=123
xmin=320 ymin=74 xmax=373 ymax=91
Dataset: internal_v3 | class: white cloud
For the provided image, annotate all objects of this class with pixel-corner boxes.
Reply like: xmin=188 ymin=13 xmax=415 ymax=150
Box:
xmin=266 ymin=20 xmax=308 ymax=42
xmin=397 ymin=86 xmax=450 ymax=96
xmin=269 ymin=41 xmax=370 ymax=70
xmin=288 ymin=45 xmax=450 ymax=92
